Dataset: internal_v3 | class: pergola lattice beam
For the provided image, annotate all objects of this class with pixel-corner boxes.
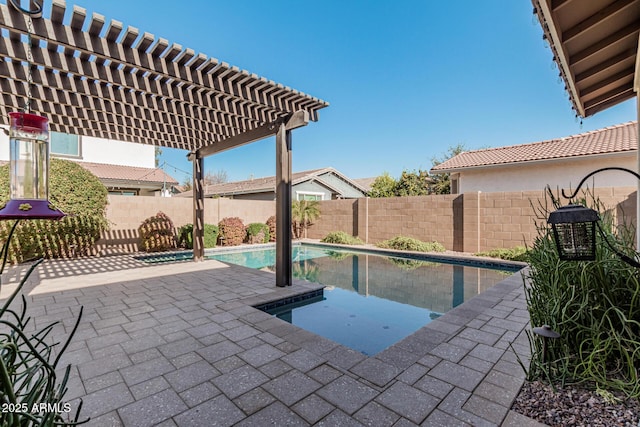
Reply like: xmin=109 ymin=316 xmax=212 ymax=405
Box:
xmin=0 ymin=0 xmax=328 ymax=151
xmin=0 ymin=0 xmax=328 ymax=286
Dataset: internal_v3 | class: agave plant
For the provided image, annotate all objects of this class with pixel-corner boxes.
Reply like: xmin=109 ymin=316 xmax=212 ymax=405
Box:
xmin=1 ymin=221 xmax=87 ymax=426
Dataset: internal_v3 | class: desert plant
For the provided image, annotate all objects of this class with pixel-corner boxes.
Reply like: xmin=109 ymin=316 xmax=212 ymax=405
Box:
xmin=321 ymin=231 xmax=364 ymax=245
xmin=246 ymin=223 xmax=269 ymax=244
xmin=266 ymin=216 xmax=276 ymax=242
xmin=138 ymin=212 xmax=177 ymax=252
xmin=0 ymin=159 xmax=108 ymax=262
xmin=292 ymin=200 xmax=320 ymax=239
xmin=0 ymin=248 xmax=87 ymax=424
xmin=475 ymin=246 xmax=529 ymax=262
xmin=177 ymin=224 xmax=219 ymax=249
xmin=218 ymin=217 xmax=245 ymax=246
xmin=376 ymin=236 xmax=445 ymax=252
xmin=203 ymin=224 xmax=219 ymax=248
xmin=524 ymin=187 xmax=640 ymax=398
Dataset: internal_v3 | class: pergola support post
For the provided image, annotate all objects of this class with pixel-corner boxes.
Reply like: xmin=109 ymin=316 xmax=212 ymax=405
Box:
xmin=189 ymin=152 xmax=205 ymax=261
xmin=275 ymin=123 xmax=293 ymax=287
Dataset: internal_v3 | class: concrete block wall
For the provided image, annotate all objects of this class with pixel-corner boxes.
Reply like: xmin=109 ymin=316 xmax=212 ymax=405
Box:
xmin=305 ymin=199 xmax=357 ymax=238
xmin=97 ymin=188 xmax=637 ymax=254
xmin=98 ymin=195 xmax=275 ymax=252
xmin=307 ymin=188 xmax=637 ymax=253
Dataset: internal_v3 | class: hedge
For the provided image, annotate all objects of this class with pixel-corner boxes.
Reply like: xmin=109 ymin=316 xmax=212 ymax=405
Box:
xmin=0 ymin=159 xmax=108 ymax=262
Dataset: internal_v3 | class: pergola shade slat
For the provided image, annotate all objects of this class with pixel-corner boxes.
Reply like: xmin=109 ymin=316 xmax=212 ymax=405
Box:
xmin=533 ymin=0 xmax=639 ymax=117
xmin=0 ymin=0 xmax=327 ymax=151
xmin=0 ymin=0 xmax=327 ymax=283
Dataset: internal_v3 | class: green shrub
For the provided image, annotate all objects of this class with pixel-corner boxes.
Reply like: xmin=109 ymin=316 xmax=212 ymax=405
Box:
xmin=387 ymin=257 xmax=438 ymax=270
xmin=138 ymin=211 xmax=176 ymax=252
xmin=376 ymin=236 xmax=445 ymax=252
xmin=475 ymin=246 xmax=529 ymax=262
xmin=177 ymin=224 xmax=194 ymax=249
xmin=218 ymin=217 xmax=245 ymax=246
xmin=246 ymin=222 xmax=269 ymax=244
xmin=525 ymin=188 xmax=640 ymax=397
xmin=204 ymin=224 xmax=219 ymax=248
xmin=266 ymin=215 xmax=276 ymax=242
xmin=321 ymin=231 xmax=363 ymax=245
xmin=0 ymin=159 xmax=108 ymax=262
xmin=178 ymin=223 xmax=219 ymax=249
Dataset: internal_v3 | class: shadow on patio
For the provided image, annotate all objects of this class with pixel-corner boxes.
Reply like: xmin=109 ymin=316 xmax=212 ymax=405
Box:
xmin=2 ymin=257 xmax=533 ymax=426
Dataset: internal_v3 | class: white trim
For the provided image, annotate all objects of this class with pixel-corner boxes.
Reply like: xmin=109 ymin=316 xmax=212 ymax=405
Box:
xmin=295 ymin=191 xmax=325 ymax=201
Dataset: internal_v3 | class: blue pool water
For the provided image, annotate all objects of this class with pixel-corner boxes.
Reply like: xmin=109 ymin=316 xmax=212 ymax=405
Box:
xmin=209 ymin=245 xmax=519 ymax=355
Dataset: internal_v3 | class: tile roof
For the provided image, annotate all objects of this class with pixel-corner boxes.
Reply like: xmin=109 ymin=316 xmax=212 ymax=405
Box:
xmin=431 ymin=121 xmax=638 ymax=172
xmin=352 ymin=177 xmax=377 ymax=192
xmin=74 ymin=161 xmax=178 ymax=185
xmin=0 ymin=160 xmax=178 ymax=186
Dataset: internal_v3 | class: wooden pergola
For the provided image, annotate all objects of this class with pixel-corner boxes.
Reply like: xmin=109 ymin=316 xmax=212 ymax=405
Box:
xmin=0 ymin=0 xmax=329 ymax=286
xmin=532 ymin=0 xmax=639 ymax=118
xmin=533 ymin=0 xmax=640 ymax=245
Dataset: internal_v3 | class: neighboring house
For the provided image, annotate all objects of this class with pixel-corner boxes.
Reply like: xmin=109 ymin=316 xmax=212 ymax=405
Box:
xmin=0 ymin=131 xmax=178 ymax=196
xmin=352 ymin=177 xmax=377 ymax=193
xmin=178 ymin=167 xmax=368 ymax=200
xmin=430 ymin=121 xmax=638 ymax=194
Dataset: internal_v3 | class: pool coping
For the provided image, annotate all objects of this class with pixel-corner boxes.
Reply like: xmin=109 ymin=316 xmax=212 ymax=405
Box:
xmin=3 ymin=250 xmax=535 ymax=425
xmin=132 ymin=240 xmax=527 ymax=272
xmin=128 ymin=241 xmax=534 ymax=424
xmin=223 ymin=257 xmax=533 ymax=425
xmin=301 ymin=240 xmax=527 ymax=271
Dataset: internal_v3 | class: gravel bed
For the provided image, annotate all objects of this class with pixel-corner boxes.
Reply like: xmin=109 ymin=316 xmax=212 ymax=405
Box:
xmin=512 ymin=380 xmax=640 ymax=426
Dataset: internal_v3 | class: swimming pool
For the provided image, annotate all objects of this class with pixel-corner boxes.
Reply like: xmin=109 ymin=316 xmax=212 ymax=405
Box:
xmin=208 ymin=245 xmax=520 ymax=355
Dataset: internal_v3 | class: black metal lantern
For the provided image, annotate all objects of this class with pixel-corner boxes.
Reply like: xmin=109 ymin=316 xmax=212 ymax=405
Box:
xmin=547 ymin=204 xmax=599 ymax=261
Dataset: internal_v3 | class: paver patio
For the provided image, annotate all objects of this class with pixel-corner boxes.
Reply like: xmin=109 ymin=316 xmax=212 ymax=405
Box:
xmin=1 ymin=254 xmax=544 ymax=426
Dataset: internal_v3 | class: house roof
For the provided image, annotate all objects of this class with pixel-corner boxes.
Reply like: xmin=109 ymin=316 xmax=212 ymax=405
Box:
xmin=178 ymin=167 xmax=367 ymax=198
xmin=532 ymin=0 xmax=640 ymax=117
xmin=352 ymin=177 xmax=377 ymax=192
xmin=75 ymin=161 xmax=178 ymax=186
xmin=431 ymin=121 xmax=638 ymax=173
xmin=0 ymin=159 xmax=178 ymax=187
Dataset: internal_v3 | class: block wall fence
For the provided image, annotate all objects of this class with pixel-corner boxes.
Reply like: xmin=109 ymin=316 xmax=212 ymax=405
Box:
xmin=97 ymin=195 xmax=275 ymax=252
xmin=97 ymin=187 xmax=636 ymax=253
xmin=306 ymin=187 xmax=637 ymax=252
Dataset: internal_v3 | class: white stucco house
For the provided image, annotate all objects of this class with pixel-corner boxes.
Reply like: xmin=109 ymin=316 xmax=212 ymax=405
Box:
xmin=430 ymin=121 xmax=638 ymax=194
xmin=0 ymin=131 xmax=177 ymax=196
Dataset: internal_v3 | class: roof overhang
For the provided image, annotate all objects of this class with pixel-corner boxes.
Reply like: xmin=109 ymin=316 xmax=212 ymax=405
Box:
xmin=532 ymin=0 xmax=640 ymax=117
xmin=431 ymin=149 xmax=636 ymax=174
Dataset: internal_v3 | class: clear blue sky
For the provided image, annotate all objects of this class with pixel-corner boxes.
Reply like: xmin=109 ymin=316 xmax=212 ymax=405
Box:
xmin=74 ymin=0 xmax=637 ymax=184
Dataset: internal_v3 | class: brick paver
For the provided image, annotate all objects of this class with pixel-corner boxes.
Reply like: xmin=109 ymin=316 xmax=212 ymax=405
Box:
xmin=0 ymin=252 xmax=535 ymax=426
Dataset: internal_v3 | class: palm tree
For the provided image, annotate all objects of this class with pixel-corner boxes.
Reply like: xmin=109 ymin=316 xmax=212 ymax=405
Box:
xmin=291 ymin=200 xmax=321 ymax=239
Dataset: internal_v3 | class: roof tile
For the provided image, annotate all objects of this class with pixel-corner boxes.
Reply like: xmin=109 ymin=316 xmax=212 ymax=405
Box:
xmin=74 ymin=161 xmax=178 ymax=185
xmin=431 ymin=121 xmax=637 ymax=172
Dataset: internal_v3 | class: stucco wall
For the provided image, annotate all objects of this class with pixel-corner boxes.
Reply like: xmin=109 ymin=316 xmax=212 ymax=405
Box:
xmin=457 ymin=154 xmax=636 ymax=193
xmin=0 ymin=134 xmax=154 ymax=168
xmin=307 ymin=187 xmax=637 ymax=252
xmin=80 ymin=136 xmax=155 ymax=168
xmin=98 ymin=195 xmax=275 ymax=252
